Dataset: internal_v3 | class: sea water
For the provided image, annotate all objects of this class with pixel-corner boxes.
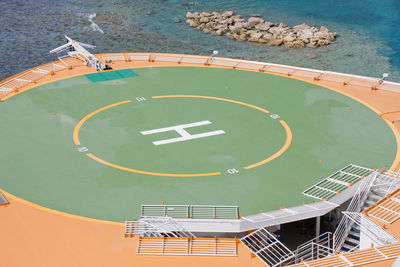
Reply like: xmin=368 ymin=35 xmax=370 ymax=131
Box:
xmin=0 ymin=0 xmax=399 ymax=82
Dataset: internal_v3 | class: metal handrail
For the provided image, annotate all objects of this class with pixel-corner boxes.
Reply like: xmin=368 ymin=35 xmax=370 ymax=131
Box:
xmin=333 ymin=172 xmax=378 ymax=251
xmin=295 ymin=232 xmax=333 ymax=263
xmin=3 ymin=51 xmax=400 ymax=101
xmin=141 ymin=204 xmax=239 ymax=219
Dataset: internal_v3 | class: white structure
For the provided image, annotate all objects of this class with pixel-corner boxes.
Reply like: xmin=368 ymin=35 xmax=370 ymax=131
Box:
xmin=50 ymin=35 xmax=109 ymax=71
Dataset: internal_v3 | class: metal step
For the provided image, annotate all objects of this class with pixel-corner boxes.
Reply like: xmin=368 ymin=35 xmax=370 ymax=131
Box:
xmin=345 ymin=237 xmax=360 ymax=245
xmin=341 ymin=243 xmax=356 ymax=252
xmin=364 ymin=199 xmax=376 ymax=207
xmin=370 ymin=189 xmax=386 ymax=198
xmin=367 ymin=194 xmax=382 ymax=202
xmin=349 ymin=230 xmax=360 ymax=238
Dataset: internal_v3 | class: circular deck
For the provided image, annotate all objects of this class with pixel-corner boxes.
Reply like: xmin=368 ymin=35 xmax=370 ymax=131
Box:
xmin=0 ymin=66 xmax=396 ymax=221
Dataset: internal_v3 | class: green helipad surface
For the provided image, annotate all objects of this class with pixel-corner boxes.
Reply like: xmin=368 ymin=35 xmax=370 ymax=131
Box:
xmin=0 ymin=66 xmax=396 ymax=221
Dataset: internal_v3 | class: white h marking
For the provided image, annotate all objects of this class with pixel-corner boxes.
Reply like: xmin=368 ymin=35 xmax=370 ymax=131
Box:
xmin=141 ymin=120 xmax=225 ymax=146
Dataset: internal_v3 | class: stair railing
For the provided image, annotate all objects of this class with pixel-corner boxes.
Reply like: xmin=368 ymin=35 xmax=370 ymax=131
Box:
xmin=333 ymin=171 xmax=378 ymax=251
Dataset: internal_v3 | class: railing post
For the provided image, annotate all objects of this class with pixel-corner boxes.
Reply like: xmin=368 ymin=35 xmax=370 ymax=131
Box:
xmin=311 ymin=244 xmax=314 ymax=260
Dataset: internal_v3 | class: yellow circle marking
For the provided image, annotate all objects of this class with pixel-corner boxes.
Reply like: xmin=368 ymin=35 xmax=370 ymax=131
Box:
xmin=73 ymin=99 xmax=221 ymax=177
xmin=73 ymin=100 xmax=132 ymax=146
xmin=152 ymin=95 xmax=270 ymax=114
xmin=152 ymin=95 xmax=292 ymax=170
xmin=86 ymin=153 xmax=221 ymax=177
xmin=244 ymin=120 xmax=292 ymax=169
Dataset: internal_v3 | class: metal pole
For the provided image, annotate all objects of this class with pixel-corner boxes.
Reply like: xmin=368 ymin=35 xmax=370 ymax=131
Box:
xmin=316 ymin=216 xmax=321 ymax=239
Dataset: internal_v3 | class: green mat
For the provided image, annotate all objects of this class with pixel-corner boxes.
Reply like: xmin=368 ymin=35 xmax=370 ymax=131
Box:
xmin=85 ymin=69 xmax=138 ymax=82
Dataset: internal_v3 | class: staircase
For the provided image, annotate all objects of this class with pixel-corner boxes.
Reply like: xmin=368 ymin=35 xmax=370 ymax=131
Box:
xmin=340 ymin=187 xmax=387 ymax=252
xmin=334 ymin=171 xmax=400 ymax=253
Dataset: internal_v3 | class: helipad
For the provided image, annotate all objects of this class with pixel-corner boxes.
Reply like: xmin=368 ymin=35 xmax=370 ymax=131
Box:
xmin=0 ymin=65 xmax=397 ymax=221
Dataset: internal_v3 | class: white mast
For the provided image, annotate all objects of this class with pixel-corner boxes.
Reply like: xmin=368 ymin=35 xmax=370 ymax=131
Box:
xmin=50 ymin=35 xmax=110 ymax=71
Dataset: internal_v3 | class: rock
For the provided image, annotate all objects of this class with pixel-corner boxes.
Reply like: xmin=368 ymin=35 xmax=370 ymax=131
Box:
xmin=196 ymin=24 xmax=205 ymax=30
xmin=199 ymin=17 xmax=209 ymax=23
xmin=233 ymin=33 xmax=247 ymax=41
xmin=250 ymin=14 xmax=261 ymax=17
xmin=293 ymin=23 xmax=311 ymax=32
xmin=318 ymin=39 xmax=329 ymax=46
xmin=214 ymin=29 xmax=225 ymax=35
xmin=283 ymin=32 xmax=297 ymax=43
xmin=185 ymin=10 xmax=337 ymax=48
xmin=229 ymin=24 xmax=241 ymax=33
xmin=297 ymin=28 xmax=313 ymax=41
xmin=248 ymin=31 xmax=263 ymax=42
xmin=307 ymin=41 xmax=318 ymax=48
xmin=226 ymin=32 xmax=234 ymax=38
xmin=320 ymin=26 xmax=329 ymax=33
xmin=261 ymin=33 xmax=273 ymax=42
xmin=293 ymin=40 xmax=305 ymax=48
xmin=255 ymin=22 xmax=271 ymax=31
xmin=187 ymin=20 xmax=199 ymax=27
xmin=248 ymin=17 xmax=264 ymax=28
xmin=206 ymin=21 xmax=217 ymax=28
xmin=173 ymin=17 xmax=181 ymax=23
xmin=186 ymin=12 xmax=193 ymax=19
xmin=201 ymin=12 xmax=212 ymax=17
xmin=269 ymin=37 xmax=283 ymax=46
xmin=222 ymin=11 xmax=234 ymax=17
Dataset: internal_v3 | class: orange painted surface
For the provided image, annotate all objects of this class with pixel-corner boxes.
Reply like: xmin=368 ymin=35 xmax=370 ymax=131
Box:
xmin=1 ymin=53 xmax=400 ymax=266
xmin=0 ymin=192 xmax=263 ymax=267
xmin=364 ymin=188 xmax=400 ymax=239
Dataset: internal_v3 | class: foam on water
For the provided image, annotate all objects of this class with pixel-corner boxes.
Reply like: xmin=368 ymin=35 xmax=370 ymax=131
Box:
xmin=0 ymin=0 xmax=399 ymax=82
xmin=76 ymin=13 xmax=104 ymax=34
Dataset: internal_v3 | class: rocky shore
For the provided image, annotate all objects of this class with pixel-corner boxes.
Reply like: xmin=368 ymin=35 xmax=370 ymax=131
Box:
xmin=186 ymin=11 xmax=337 ymax=48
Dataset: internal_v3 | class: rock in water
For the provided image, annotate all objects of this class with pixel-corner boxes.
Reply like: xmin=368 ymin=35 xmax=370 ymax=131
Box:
xmin=185 ymin=11 xmax=337 ymax=48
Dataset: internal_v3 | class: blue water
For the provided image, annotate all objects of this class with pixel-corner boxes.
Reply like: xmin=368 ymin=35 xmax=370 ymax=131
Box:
xmin=1 ymin=0 xmax=400 ymax=81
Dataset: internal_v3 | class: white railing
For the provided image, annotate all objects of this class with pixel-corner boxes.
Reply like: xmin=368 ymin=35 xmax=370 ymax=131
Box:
xmin=290 ymin=242 xmax=400 ymax=267
xmin=125 ymin=217 xmax=195 ymax=238
xmin=137 ymin=237 xmax=237 ymax=256
xmin=342 ymin=212 xmax=398 ymax=245
xmin=302 ymin=164 xmax=372 ymax=200
xmin=333 ymin=172 xmax=378 ymax=251
xmin=295 ymin=232 xmax=334 ymax=263
xmin=141 ymin=204 xmax=239 ymax=219
xmin=365 ymin=190 xmax=400 ymax=224
xmin=3 ymin=52 xmax=400 ymax=101
xmin=102 ymin=54 xmax=126 ymax=62
xmin=141 ymin=205 xmax=190 ymax=218
xmin=241 ymin=227 xmax=294 ymax=267
xmin=372 ymin=172 xmax=400 ymax=196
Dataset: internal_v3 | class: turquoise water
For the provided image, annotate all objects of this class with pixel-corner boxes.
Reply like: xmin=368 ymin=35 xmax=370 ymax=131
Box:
xmin=1 ymin=0 xmax=400 ymax=81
